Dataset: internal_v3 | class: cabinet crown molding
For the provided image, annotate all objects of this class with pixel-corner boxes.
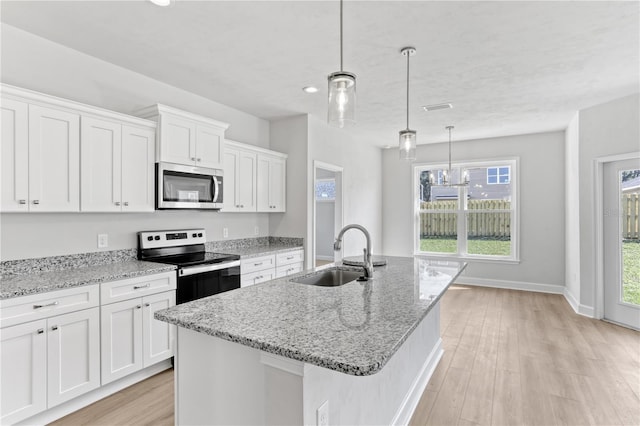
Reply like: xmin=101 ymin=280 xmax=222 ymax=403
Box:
xmin=225 ymin=139 xmax=287 ymax=159
xmin=1 ymin=83 xmax=156 ymax=129
xmin=135 ymin=104 xmax=230 ymax=130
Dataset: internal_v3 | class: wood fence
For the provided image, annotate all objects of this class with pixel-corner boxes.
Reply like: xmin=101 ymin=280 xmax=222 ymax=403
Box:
xmin=419 ymin=200 xmax=511 ymax=238
xmin=624 ymin=193 xmax=639 ymax=239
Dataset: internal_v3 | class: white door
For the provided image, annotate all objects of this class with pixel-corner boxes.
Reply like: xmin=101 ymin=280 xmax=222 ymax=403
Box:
xmin=142 ymin=291 xmax=176 ymax=367
xmin=122 ymin=125 xmax=155 ymax=212
xmin=604 ymin=157 xmax=640 ymax=329
xmin=238 ymin=150 xmax=257 ymax=211
xmin=0 ymin=319 xmax=47 ymax=425
xmin=28 ymin=105 xmax=80 ymax=212
xmin=80 ymin=116 xmax=122 ymax=212
xmin=195 ymin=124 xmax=224 ymax=169
xmin=1 ymin=98 xmax=29 ymax=212
xmin=160 ymin=115 xmax=195 ymax=165
xmin=47 ymin=307 xmax=100 ymax=407
xmin=269 ymin=157 xmax=286 ymax=211
xmin=100 ymin=299 xmax=143 ymax=384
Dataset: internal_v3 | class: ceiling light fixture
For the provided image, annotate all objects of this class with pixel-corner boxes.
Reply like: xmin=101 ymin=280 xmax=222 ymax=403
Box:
xmin=303 ymin=86 xmax=319 ymax=94
xmin=430 ymin=126 xmax=469 ymax=186
xmin=149 ymin=0 xmax=172 ymax=6
xmin=327 ymin=0 xmax=356 ymax=128
xmin=422 ymin=103 xmax=453 ymax=112
xmin=399 ymin=47 xmax=417 ymax=161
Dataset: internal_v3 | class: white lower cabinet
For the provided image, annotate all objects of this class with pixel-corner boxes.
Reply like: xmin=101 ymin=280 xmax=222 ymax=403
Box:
xmin=0 ymin=307 xmax=100 ymax=425
xmin=240 ymin=249 xmax=305 ymax=286
xmin=101 ymin=290 xmax=176 ymax=385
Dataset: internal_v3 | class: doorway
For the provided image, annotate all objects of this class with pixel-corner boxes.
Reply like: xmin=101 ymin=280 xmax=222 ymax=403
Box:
xmin=313 ymin=161 xmax=343 ymax=268
xmin=603 ymin=156 xmax=640 ymax=329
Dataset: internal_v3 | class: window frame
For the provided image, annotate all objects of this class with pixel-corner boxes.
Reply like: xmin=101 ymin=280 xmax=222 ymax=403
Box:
xmin=487 ymin=166 xmax=511 ymax=185
xmin=413 ymin=158 xmax=520 ymax=263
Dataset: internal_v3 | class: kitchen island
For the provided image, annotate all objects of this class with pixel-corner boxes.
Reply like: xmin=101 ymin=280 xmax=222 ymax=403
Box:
xmin=155 ymin=256 xmax=466 ymax=425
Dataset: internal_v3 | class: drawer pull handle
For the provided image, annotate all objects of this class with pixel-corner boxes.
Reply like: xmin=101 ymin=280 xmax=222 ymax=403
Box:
xmin=254 ymin=262 xmax=263 ymax=266
xmin=115 ymin=201 xmax=121 ymax=206
xmin=19 ymin=199 xmax=26 ymax=205
xmin=286 ymin=256 xmax=294 ymax=260
xmin=33 ymin=301 xmax=58 ymax=309
xmin=51 ymin=325 xmax=58 ymax=331
xmin=255 ymin=275 xmax=263 ymax=280
xmin=32 ymin=200 xmax=40 ymax=205
xmin=123 ymin=201 xmax=129 ymax=206
xmin=133 ymin=284 xmax=150 ymax=290
xmin=136 ymin=305 xmax=142 ymax=309
xmin=145 ymin=303 xmax=150 ymax=307
xmin=37 ymin=328 xmax=44 ymax=334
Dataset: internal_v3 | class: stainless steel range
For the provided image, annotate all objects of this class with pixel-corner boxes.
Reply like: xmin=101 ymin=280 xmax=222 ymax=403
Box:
xmin=137 ymin=228 xmax=240 ymax=304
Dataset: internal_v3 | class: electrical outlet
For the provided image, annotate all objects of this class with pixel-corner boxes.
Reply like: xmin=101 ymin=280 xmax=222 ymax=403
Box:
xmin=316 ymin=400 xmax=329 ymax=426
xmin=223 ymin=227 xmax=229 ymax=238
xmin=97 ymin=234 xmax=108 ymax=248
xmin=254 ymin=226 xmax=259 ymax=236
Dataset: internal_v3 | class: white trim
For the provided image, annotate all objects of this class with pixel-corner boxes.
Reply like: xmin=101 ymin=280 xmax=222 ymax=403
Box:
xmin=455 ymin=276 xmax=565 ymax=294
xmin=16 ymin=360 xmax=172 ymax=426
xmin=391 ymin=338 xmax=443 ymax=426
xmin=593 ymin=151 xmax=640 ymax=320
xmin=563 ymin=287 xmax=595 ymax=318
xmin=225 ymin=138 xmax=287 ymax=159
xmin=259 ymin=352 xmax=305 ymax=376
xmin=315 ymin=255 xmax=334 ymax=261
xmin=135 ymin=103 xmax=229 ymax=130
xmin=312 ymin=161 xmax=344 ymax=269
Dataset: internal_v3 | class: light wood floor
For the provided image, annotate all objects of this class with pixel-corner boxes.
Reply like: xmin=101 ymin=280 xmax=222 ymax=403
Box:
xmin=51 ymin=285 xmax=639 ymax=426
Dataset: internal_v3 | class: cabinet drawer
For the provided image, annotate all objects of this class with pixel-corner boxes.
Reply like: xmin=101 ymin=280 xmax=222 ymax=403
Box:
xmin=100 ymin=272 xmax=176 ymax=305
xmin=276 ymin=250 xmax=304 ymax=266
xmin=276 ymin=262 xmax=304 ymax=278
xmin=0 ymin=285 xmax=99 ymax=329
xmin=240 ymin=255 xmax=275 ymax=275
xmin=241 ymin=269 xmax=275 ymax=287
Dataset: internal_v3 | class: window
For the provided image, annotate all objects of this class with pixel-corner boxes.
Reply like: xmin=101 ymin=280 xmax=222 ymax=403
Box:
xmin=315 ymin=179 xmax=335 ymax=201
xmin=487 ymin=166 xmax=510 ymax=184
xmin=415 ymin=159 xmax=518 ymax=261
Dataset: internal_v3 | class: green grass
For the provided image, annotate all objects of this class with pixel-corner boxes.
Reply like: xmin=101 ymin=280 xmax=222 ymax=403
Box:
xmin=420 ymin=237 xmax=510 ymax=256
xmin=623 ymin=241 xmax=640 ymax=306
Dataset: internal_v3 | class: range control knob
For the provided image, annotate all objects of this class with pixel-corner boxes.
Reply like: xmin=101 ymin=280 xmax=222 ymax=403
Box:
xmin=154 ymin=236 xmax=160 ymax=241
xmin=198 ymin=233 xmax=203 ymax=237
xmin=147 ymin=236 xmax=153 ymax=241
xmin=192 ymin=233 xmax=197 ymax=238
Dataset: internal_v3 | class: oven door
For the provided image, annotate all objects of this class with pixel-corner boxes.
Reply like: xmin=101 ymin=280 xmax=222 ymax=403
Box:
xmin=157 ymin=162 xmax=223 ymax=210
xmin=176 ymin=262 xmax=240 ymax=304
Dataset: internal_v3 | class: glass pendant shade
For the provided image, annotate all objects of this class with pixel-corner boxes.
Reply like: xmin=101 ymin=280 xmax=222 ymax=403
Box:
xmin=399 ymin=129 xmax=417 ymax=160
xmin=328 ymin=72 xmax=356 ymax=128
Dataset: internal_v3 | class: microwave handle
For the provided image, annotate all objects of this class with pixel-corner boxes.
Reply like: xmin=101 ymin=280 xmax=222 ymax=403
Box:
xmin=212 ymin=175 xmax=220 ymax=202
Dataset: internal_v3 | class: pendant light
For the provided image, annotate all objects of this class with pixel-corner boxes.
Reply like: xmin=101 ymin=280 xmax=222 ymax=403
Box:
xmin=429 ymin=126 xmax=470 ymax=187
xmin=399 ymin=47 xmax=417 ymax=160
xmin=328 ymin=0 xmax=356 ymax=128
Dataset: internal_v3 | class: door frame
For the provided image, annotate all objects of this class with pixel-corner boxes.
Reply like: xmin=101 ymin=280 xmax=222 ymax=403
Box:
xmin=311 ymin=161 xmax=344 ymax=269
xmin=593 ymin=151 xmax=640 ymax=320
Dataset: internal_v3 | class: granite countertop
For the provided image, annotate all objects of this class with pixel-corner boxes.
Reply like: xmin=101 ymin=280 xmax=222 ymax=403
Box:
xmin=224 ymin=244 xmax=304 ymax=258
xmin=0 ymin=261 xmax=176 ymax=300
xmin=155 ymin=256 xmax=466 ymax=376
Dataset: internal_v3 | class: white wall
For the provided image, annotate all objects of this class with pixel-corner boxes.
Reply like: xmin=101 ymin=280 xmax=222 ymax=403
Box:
xmin=564 ymin=113 xmax=581 ymax=306
xmin=382 ymin=131 xmax=566 ymax=289
xmin=0 ymin=24 xmax=271 ymax=260
xmin=577 ymin=93 xmax=640 ymax=309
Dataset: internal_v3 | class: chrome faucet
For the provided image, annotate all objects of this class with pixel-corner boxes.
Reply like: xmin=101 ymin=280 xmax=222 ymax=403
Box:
xmin=333 ymin=224 xmax=373 ymax=280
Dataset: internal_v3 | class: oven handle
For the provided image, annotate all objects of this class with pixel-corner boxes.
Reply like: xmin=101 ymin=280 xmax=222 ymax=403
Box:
xmin=179 ymin=260 xmax=240 ymax=277
xmin=212 ymin=175 xmax=220 ymax=203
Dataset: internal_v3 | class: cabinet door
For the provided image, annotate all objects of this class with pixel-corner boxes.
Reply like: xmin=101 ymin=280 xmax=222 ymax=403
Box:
xmin=47 ymin=307 xmax=100 ymax=408
xmin=238 ymin=150 xmax=257 ymax=211
xmin=269 ymin=157 xmax=286 ymax=211
xmin=80 ymin=116 xmax=122 ymax=212
xmin=122 ymin=125 xmax=155 ymax=212
xmin=195 ymin=124 xmax=224 ymax=169
xmin=159 ymin=114 xmax=195 ymax=165
xmin=0 ymin=319 xmax=47 ymax=425
xmin=1 ymin=98 xmax=29 ymax=212
xmin=100 ymin=299 xmax=143 ymax=385
xmin=222 ymin=148 xmax=240 ymax=211
xmin=142 ymin=291 xmax=176 ymax=367
xmin=256 ymin=156 xmax=271 ymax=212
xmin=28 ymin=105 xmax=80 ymax=212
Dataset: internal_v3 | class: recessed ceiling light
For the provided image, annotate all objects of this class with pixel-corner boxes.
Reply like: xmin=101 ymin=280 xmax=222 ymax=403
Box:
xmin=303 ymin=86 xmax=319 ymax=94
xmin=422 ymin=103 xmax=453 ymax=112
xmin=149 ymin=0 xmax=172 ymax=6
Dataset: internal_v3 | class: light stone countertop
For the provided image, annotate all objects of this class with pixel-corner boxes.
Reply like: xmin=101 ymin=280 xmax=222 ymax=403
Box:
xmin=155 ymin=256 xmax=466 ymax=376
xmin=0 ymin=261 xmax=176 ymax=300
xmin=222 ymin=244 xmax=304 ymax=258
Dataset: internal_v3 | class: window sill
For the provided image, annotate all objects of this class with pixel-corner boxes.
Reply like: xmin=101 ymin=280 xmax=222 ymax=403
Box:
xmin=414 ymin=253 xmax=521 ymax=265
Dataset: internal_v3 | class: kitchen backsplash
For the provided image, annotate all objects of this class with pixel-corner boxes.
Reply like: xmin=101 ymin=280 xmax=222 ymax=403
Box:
xmin=1 ymin=236 xmax=303 ymax=278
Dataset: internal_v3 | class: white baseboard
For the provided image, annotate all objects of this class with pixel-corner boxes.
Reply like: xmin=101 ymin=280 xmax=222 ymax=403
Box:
xmin=391 ymin=338 xmax=444 ymax=426
xmin=455 ymin=276 xmax=565 ymax=294
xmin=563 ymin=288 xmax=595 ymax=317
xmin=17 ymin=360 xmax=172 ymax=425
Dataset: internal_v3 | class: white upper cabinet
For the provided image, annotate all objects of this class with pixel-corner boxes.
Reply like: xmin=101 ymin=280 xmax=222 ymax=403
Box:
xmin=257 ymin=154 xmax=286 ymax=212
xmin=80 ymin=116 xmax=155 ymax=212
xmin=1 ymin=98 xmax=29 ymax=212
xmin=136 ymin=104 xmax=229 ymax=169
xmin=223 ymin=145 xmax=257 ymax=212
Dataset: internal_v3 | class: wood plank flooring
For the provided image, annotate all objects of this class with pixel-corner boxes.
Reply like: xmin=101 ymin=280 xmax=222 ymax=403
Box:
xmin=51 ymin=285 xmax=639 ymax=426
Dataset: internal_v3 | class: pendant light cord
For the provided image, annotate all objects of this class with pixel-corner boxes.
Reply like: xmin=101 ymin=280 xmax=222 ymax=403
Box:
xmin=340 ymin=0 xmax=343 ymax=72
xmin=406 ymin=51 xmax=410 ymax=130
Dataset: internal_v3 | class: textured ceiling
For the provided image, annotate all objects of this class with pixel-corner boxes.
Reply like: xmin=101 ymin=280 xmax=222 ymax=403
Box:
xmin=1 ymin=0 xmax=638 ymax=147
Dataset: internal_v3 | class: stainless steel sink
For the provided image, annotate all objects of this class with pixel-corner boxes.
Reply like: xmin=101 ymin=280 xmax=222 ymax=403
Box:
xmin=292 ymin=269 xmax=363 ymax=287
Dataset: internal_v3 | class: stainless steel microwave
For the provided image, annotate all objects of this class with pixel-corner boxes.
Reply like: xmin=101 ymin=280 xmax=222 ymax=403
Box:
xmin=156 ymin=162 xmax=223 ymax=210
